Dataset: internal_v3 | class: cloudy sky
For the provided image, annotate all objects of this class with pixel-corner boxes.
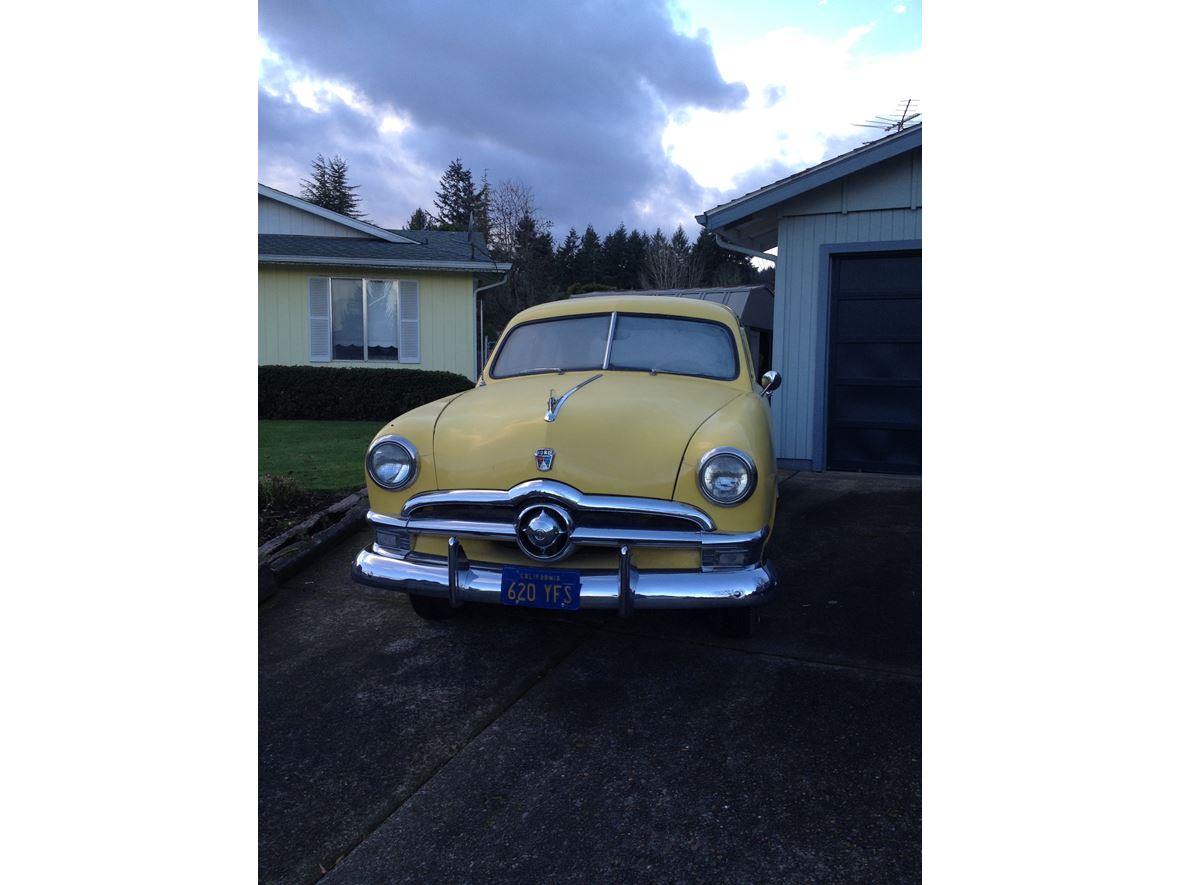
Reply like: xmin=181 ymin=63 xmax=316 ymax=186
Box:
xmin=258 ymin=0 xmax=921 ymax=237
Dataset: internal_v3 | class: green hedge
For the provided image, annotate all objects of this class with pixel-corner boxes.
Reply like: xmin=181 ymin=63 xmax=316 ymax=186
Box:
xmin=259 ymin=365 xmax=473 ymax=421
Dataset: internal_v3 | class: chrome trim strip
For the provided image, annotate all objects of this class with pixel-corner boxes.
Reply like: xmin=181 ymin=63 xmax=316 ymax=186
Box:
xmin=366 ymin=511 xmax=764 ymax=550
xmin=401 ymin=480 xmax=716 ymax=531
xmin=602 ymin=311 xmax=618 ymax=369
xmin=544 ymin=373 xmax=603 ymax=423
xmin=354 ymin=545 xmax=778 ymax=610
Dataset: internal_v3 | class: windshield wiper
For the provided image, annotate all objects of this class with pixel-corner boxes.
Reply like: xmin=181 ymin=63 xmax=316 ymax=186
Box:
xmin=516 ymin=367 xmax=566 ymax=376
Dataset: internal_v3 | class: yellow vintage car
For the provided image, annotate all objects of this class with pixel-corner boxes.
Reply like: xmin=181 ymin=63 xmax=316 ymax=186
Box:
xmin=352 ymin=294 xmax=781 ymax=636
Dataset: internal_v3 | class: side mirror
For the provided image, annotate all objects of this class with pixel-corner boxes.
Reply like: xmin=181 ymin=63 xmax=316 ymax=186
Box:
xmin=759 ymin=370 xmax=782 ymax=398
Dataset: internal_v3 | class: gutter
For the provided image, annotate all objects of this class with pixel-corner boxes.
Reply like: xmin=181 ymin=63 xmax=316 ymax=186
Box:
xmin=713 ymin=232 xmax=777 ymax=264
xmin=258 ymin=254 xmax=511 ymax=273
xmin=473 ymin=271 xmax=510 ymax=375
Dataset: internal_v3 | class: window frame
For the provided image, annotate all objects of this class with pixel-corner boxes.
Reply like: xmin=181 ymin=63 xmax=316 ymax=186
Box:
xmin=326 ymin=275 xmax=402 ymax=363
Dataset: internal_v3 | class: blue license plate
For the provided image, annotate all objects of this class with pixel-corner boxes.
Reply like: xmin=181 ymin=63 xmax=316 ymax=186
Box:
xmin=500 ymin=566 xmax=581 ymax=611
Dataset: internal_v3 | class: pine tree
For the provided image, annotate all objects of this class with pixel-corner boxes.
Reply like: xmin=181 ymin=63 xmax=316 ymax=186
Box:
xmin=433 ymin=159 xmax=490 ymax=233
xmin=692 ymin=226 xmax=755 ymax=287
xmin=624 ymin=229 xmax=647 ymax=290
xmin=300 ymin=154 xmax=366 ymax=219
xmin=575 ymin=224 xmax=603 ymax=289
xmin=601 ymin=224 xmax=629 ymax=290
xmin=405 ymin=208 xmax=433 ymax=230
xmin=555 ymin=228 xmax=580 ymax=292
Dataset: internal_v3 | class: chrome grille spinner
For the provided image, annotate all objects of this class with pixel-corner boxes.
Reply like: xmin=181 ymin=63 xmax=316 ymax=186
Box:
xmin=514 ymin=503 xmax=574 ymax=562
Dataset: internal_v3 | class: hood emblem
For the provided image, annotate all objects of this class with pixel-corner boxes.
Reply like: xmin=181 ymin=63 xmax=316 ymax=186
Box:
xmin=544 ymin=373 xmax=603 ymax=423
xmin=534 ymin=448 xmax=555 ymax=472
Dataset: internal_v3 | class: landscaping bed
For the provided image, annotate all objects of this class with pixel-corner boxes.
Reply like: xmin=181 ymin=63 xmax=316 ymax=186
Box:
xmin=259 ymin=485 xmax=349 ymax=546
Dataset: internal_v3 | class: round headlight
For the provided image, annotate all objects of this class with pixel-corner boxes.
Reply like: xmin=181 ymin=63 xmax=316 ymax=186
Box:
xmin=367 ymin=436 xmax=419 ymax=490
xmin=697 ymin=447 xmax=756 ymax=506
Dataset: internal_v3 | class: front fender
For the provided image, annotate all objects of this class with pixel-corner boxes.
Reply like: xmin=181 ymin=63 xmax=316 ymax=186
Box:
xmin=365 ymin=392 xmax=468 ymax=516
xmin=672 ymin=393 xmax=776 ymax=534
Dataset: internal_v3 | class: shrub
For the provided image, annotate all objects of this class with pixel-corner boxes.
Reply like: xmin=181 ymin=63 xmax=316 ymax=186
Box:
xmin=259 ymin=366 xmax=473 ymax=421
xmin=259 ymin=474 xmax=306 ymax=511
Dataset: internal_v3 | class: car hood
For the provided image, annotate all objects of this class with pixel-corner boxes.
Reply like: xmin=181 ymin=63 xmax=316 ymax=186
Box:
xmin=432 ymin=371 xmax=743 ymax=499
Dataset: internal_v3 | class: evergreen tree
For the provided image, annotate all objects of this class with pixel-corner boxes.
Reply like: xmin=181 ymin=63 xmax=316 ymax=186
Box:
xmin=555 ymin=228 xmax=580 ymax=292
xmin=300 ymin=154 xmax=366 ymax=219
xmin=624 ymin=229 xmax=648 ymax=290
xmin=433 ymin=158 xmax=490 ymax=233
xmin=692 ymin=226 xmax=756 ymax=287
xmin=405 ymin=207 xmax=432 ymax=230
xmin=601 ymin=224 xmax=629 ymax=290
xmin=482 ymin=212 xmax=557 ymax=334
xmin=574 ymin=224 xmax=603 ymax=289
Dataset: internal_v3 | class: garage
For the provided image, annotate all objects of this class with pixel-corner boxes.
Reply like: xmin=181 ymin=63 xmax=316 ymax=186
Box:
xmin=827 ymin=251 xmax=921 ymax=474
xmin=696 ymin=124 xmax=922 ymax=474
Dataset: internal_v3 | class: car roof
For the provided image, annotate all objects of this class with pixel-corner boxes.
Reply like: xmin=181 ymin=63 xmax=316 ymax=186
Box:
xmin=508 ymin=294 xmax=741 ymax=327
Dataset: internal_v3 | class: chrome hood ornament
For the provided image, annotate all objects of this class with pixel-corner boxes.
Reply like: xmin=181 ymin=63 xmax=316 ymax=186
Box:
xmin=544 ymin=373 xmax=603 ymax=423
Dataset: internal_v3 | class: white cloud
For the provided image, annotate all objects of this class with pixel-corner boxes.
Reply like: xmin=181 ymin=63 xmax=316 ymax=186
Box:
xmin=894 ymin=4 xmax=908 ymax=13
xmin=661 ymin=23 xmax=921 ymax=191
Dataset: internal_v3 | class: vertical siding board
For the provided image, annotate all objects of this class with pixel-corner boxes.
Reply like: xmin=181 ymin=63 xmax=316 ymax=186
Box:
xmin=780 ymin=219 xmax=797 ymax=454
xmin=800 ymin=216 xmax=817 ymax=458
xmin=786 ymin=218 xmax=807 ymax=458
xmin=770 ymin=221 xmax=790 ymax=454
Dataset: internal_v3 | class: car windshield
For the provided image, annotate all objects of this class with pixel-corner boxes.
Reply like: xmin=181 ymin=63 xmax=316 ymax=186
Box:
xmin=490 ymin=314 xmax=612 ymax=377
xmin=490 ymin=311 xmax=738 ymax=380
xmin=607 ymin=314 xmax=738 ymax=380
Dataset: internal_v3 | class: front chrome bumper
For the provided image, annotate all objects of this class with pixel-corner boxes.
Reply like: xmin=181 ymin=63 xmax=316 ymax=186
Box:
xmin=352 ymin=539 xmax=778 ymax=614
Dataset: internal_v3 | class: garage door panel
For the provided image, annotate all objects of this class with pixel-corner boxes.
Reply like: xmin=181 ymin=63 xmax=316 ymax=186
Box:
xmin=827 ymin=251 xmax=921 ymax=475
xmin=829 ymin=384 xmax=921 ymax=426
xmin=834 ymin=341 xmax=921 ymax=381
xmin=828 ymin=427 xmax=922 ymax=473
xmin=834 ymin=297 xmax=920 ymax=340
xmin=832 ymin=255 xmax=921 ymax=293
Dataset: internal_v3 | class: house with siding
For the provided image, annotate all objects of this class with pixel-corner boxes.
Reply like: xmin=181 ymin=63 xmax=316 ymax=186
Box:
xmin=258 ymin=184 xmax=509 ymax=379
xmin=697 ymin=124 xmax=922 ymax=475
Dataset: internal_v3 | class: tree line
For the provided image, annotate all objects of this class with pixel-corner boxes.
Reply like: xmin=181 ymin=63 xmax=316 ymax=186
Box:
xmin=301 ymin=155 xmax=770 ymax=335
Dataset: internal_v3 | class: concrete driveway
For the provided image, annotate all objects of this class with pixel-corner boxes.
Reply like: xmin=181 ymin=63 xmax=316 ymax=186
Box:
xmin=259 ymin=471 xmax=921 ymax=884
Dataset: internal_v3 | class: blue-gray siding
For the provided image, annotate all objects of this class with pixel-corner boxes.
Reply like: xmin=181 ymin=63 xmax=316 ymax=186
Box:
xmin=772 ymin=207 xmax=922 ymax=466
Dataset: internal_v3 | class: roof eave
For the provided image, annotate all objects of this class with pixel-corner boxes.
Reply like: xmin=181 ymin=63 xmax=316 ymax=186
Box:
xmin=258 ymin=254 xmax=510 ymax=273
xmin=699 ymin=126 xmax=922 ymax=232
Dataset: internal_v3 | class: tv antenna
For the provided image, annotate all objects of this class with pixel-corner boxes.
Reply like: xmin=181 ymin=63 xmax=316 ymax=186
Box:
xmin=853 ymin=99 xmax=921 ymax=137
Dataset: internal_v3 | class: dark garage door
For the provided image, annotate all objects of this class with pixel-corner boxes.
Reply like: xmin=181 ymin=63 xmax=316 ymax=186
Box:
xmin=827 ymin=251 xmax=921 ymax=474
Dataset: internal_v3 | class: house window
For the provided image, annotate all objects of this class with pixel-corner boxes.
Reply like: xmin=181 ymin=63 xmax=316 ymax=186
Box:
xmin=309 ymin=277 xmax=419 ymax=364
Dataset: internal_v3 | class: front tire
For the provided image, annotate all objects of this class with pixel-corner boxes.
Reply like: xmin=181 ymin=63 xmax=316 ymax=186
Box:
xmin=409 ymin=594 xmax=457 ymax=620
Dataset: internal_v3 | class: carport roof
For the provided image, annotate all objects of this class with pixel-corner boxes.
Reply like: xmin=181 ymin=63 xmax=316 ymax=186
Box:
xmin=696 ymin=124 xmax=922 ymax=246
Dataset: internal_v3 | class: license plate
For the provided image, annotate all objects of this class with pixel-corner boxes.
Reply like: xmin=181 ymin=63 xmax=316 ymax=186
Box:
xmin=500 ymin=566 xmax=581 ymax=611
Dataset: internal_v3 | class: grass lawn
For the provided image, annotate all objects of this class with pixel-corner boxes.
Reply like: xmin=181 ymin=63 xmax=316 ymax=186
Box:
xmin=259 ymin=420 xmax=386 ymax=494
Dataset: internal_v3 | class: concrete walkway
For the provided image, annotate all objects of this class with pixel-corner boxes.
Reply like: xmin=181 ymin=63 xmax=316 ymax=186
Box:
xmin=259 ymin=471 xmax=921 ymax=883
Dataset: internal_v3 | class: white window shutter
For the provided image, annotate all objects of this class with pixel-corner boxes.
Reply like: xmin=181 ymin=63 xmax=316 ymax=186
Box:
xmin=398 ymin=281 xmax=420 ymax=363
xmin=308 ymin=277 xmax=331 ymax=362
